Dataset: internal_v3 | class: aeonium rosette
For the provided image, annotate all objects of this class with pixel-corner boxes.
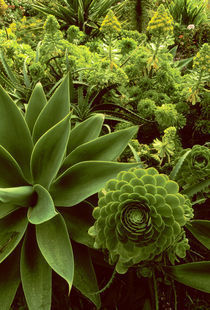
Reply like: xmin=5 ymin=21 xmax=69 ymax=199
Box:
xmin=88 ymin=167 xmax=193 ymax=274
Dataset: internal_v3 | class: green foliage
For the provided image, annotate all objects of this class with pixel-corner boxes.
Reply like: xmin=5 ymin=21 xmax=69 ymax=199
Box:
xmin=88 ymin=167 xmax=193 ymax=274
xmin=0 ymin=74 xmax=139 ymax=309
xmin=154 ymin=103 xmax=186 ymax=130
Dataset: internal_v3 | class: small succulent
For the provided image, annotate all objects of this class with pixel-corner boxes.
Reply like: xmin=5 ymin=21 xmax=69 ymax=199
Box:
xmin=88 ymin=167 xmax=193 ymax=274
xmin=176 ymin=145 xmax=210 ymax=189
xmin=193 ymin=43 xmax=210 ymax=73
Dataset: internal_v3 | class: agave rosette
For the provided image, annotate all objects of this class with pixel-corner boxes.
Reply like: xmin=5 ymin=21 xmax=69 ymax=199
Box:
xmin=0 ymin=74 xmax=139 ymax=310
xmin=89 ymin=167 xmax=193 ymax=273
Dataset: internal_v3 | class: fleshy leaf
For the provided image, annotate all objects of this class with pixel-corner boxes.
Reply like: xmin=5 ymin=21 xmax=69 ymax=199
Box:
xmin=0 ymin=145 xmax=27 ymax=188
xmin=61 ymin=126 xmax=138 ymax=171
xmin=0 ymin=84 xmax=33 ymax=181
xmin=0 ymin=245 xmax=21 ymax=310
xmin=0 ymin=208 xmax=28 ymax=263
xmin=25 ymin=83 xmax=47 ymax=134
xmin=170 ymin=150 xmax=191 ymax=180
xmin=67 ymin=114 xmax=104 ymax=154
xmin=50 ymin=161 xmax=140 ymax=206
xmin=0 ymin=205 xmax=20 ymax=219
xmin=73 ymin=242 xmax=101 ymax=309
xmin=36 ymin=214 xmax=74 ymax=292
xmin=27 ymin=184 xmax=57 ymax=225
xmin=165 ymin=262 xmax=210 ymax=293
xmin=32 ymin=74 xmax=70 ymax=143
xmin=21 ymin=225 xmax=52 ymax=310
xmin=31 ymin=115 xmax=70 ymax=189
xmin=62 ymin=204 xmax=95 ymax=247
xmin=186 ymin=220 xmax=210 ymax=250
xmin=0 ymin=186 xmax=34 ymax=206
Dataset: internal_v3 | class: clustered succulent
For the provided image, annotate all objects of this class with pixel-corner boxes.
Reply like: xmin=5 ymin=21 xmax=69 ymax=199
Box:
xmin=193 ymin=43 xmax=210 ymax=73
xmin=0 ymin=0 xmax=7 ymax=16
xmin=88 ymin=167 xmax=193 ymax=274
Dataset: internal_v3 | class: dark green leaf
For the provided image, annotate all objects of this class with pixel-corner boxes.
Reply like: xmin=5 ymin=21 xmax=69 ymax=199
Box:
xmin=186 ymin=220 xmax=210 ymax=250
xmin=181 ymin=179 xmax=210 ymax=197
xmin=50 ymin=161 xmax=140 ymax=206
xmin=32 ymin=74 xmax=70 ymax=143
xmin=0 ymin=145 xmax=27 ymax=188
xmin=25 ymin=83 xmax=47 ymax=134
xmin=0 ymin=85 xmax=33 ymax=181
xmin=61 ymin=126 xmax=138 ymax=171
xmin=73 ymin=243 xmax=101 ymax=309
xmin=0 ymin=245 xmax=21 ymax=310
xmin=31 ymin=115 xmax=70 ymax=189
xmin=67 ymin=114 xmax=104 ymax=154
xmin=165 ymin=261 xmax=210 ymax=293
xmin=36 ymin=214 xmax=74 ymax=292
xmin=21 ymin=226 xmax=52 ymax=310
xmin=28 ymin=184 xmax=57 ymax=225
xmin=0 ymin=208 xmax=28 ymax=263
xmin=170 ymin=150 xmax=191 ymax=180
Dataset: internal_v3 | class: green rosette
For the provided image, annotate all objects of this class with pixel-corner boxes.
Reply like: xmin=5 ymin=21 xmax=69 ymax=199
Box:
xmin=89 ymin=167 xmax=193 ymax=274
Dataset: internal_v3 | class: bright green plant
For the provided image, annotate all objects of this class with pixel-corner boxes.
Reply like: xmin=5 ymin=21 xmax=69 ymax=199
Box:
xmin=0 ymin=74 xmax=140 ymax=310
xmin=88 ymin=167 xmax=194 ymax=274
xmin=32 ymin=0 xmax=121 ymax=34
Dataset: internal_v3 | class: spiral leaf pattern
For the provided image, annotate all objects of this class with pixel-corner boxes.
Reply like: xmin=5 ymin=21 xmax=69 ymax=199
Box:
xmin=88 ymin=168 xmax=193 ymax=274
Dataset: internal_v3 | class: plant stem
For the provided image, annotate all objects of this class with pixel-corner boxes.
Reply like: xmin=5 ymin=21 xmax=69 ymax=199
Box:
xmin=148 ymin=40 xmax=161 ymax=77
xmin=109 ymin=35 xmax=112 ymax=64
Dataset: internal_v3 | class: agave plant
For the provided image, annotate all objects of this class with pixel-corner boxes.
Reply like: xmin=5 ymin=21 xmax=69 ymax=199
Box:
xmin=0 ymin=73 xmax=140 ymax=310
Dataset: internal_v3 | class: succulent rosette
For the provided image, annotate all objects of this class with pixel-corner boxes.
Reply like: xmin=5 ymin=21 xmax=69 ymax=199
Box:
xmin=176 ymin=145 xmax=210 ymax=188
xmin=89 ymin=167 xmax=193 ymax=273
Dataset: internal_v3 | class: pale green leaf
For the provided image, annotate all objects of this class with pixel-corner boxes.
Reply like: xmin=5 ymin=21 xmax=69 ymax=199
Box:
xmin=165 ymin=261 xmax=210 ymax=293
xmin=73 ymin=243 xmax=101 ymax=309
xmin=25 ymin=83 xmax=47 ymax=134
xmin=50 ymin=161 xmax=140 ymax=206
xmin=0 ymin=145 xmax=27 ymax=188
xmin=0 ymin=186 xmax=34 ymax=206
xmin=61 ymin=126 xmax=138 ymax=171
xmin=32 ymin=74 xmax=70 ymax=143
xmin=0 ymin=245 xmax=20 ymax=310
xmin=0 ymin=208 xmax=28 ymax=263
xmin=67 ymin=114 xmax=104 ymax=154
xmin=21 ymin=226 xmax=52 ymax=310
xmin=186 ymin=220 xmax=210 ymax=250
xmin=31 ymin=115 xmax=70 ymax=189
xmin=36 ymin=214 xmax=74 ymax=292
xmin=0 ymin=84 xmax=33 ymax=181
xmin=0 ymin=205 xmax=20 ymax=219
xmin=27 ymin=184 xmax=57 ymax=225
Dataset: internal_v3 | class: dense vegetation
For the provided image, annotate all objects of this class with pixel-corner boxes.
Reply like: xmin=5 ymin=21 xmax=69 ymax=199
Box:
xmin=0 ymin=0 xmax=209 ymax=309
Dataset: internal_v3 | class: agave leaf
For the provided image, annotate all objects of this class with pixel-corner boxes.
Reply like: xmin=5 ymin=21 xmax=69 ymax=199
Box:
xmin=170 ymin=150 xmax=191 ymax=180
xmin=31 ymin=115 xmax=70 ymax=189
xmin=0 ymin=186 xmax=34 ymax=206
xmin=25 ymin=83 xmax=47 ymax=134
xmin=0 ymin=245 xmax=21 ymax=310
xmin=0 ymin=205 xmax=21 ymax=220
xmin=27 ymin=184 xmax=58 ymax=225
xmin=67 ymin=114 xmax=104 ymax=154
xmin=174 ymin=57 xmax=193 ymax=70
xmin=36 ymin=214 xmax=74 ymax=293
xmin=61 ymin=126 xmax=138 ymax=171
xmin=32 ymin=74 xmax=70 ymax=143
xmin=0 ymin=85 xmax=33 ymax=182
xmin=73 ymin=242 xmax=101 ymax=309
xmin=21 ymin=226 xmax=52 ymax=310
xmin=0 ymin=145 xmax=28 ymax=188
xmin=62 ymin=204 xmax=95 ymax=247
xmin=186 ymin=220 xmax=210 ymax=250
xmin=50 ymin=161 xmax=140 ymax=206
xmin=0 ymin=208 xmax=28 ymax=263
xmin=164 ymin=261 xmax=210 ymax=293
